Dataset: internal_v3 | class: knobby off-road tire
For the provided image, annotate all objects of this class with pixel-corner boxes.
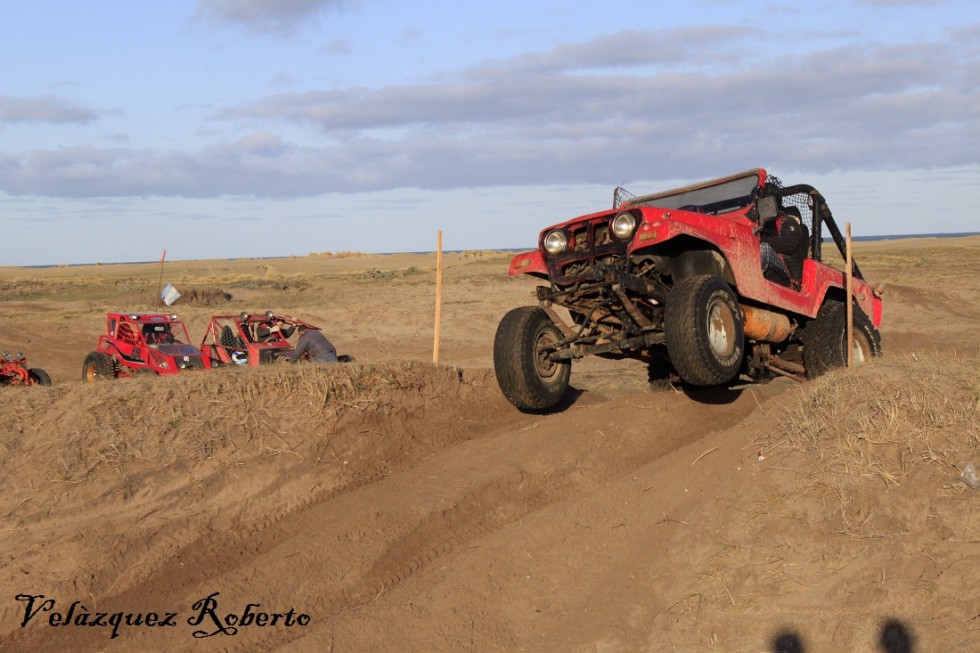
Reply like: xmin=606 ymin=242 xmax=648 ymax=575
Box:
xmin=494 ymin=306 xmax=571 ymax=411
xmin=27 ymin=368 xmax=52 ymax=386
xmin=664 ymin=275 xmax=745 ymax=386
xmin=802 ymin=299 xmax=881 ymax=378
xmin=82 ymin=352 xmax=115 ymax=382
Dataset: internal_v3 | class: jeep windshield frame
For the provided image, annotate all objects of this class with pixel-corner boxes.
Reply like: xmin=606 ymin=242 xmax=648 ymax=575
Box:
xmin=624 ymin=169 xmax=763 ymax=215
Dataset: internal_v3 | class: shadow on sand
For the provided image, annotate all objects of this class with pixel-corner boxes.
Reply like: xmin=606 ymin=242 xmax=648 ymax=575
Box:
xmin=771 ymin=619 xmax=916 ymax=653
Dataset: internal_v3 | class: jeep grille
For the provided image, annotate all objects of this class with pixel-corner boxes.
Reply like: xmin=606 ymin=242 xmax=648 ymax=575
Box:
xmin=547 ymin=215 xmax=625 ymax=283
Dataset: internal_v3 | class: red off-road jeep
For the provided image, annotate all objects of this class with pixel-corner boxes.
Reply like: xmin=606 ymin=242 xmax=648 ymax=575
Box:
xmin=494 ymin=168 xmax=883 ymax=411
xmin=82 ymin=313 xmax=211 ymax=381
xmin=1 ymin=352 xmax=51 ymax=387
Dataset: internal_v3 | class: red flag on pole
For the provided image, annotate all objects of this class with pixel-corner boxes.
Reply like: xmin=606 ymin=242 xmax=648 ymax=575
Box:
xmin=160 ymin=249 xmax=167 ymax=264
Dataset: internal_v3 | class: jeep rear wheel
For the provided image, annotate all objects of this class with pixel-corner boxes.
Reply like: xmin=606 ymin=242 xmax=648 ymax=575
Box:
xmin=494 ymin=306 xmax=571 ymax=411
xmin=665 ymin=275 xmax=744 ymax=386
xmin=82 ymin=352 xmax=115 ymax=382
xmin=803 ymin=300 xmax=881 ymax=378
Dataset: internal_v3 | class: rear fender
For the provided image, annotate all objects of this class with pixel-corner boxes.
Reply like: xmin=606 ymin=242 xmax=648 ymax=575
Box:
xmin=802 ymin=262 xmax=880 ymax=325
xmin=872 ymin=295 xmax=883 ymax=327
xmin=810 ymin=282 xmax=881 ymax=327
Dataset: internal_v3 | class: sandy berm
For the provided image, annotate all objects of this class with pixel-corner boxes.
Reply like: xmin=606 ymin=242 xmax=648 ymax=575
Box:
xmin=0 ymin=237 xmax=977 ymax=651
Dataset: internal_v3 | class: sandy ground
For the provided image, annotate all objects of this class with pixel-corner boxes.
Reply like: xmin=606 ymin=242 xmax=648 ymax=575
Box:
xmin=0 ymin=237 xmax=977 ymax=652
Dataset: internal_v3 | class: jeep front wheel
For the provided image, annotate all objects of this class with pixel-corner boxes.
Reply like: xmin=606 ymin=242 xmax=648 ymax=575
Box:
xmin=494 ymin=306 xmax=571 ymax=411
xmin=82 ymin=352 xmax=115 ymax=382
xmin=802 ymin=300 xmax=881 ymax=377
xmin=665 ymin=275 xmax=744 ymax=386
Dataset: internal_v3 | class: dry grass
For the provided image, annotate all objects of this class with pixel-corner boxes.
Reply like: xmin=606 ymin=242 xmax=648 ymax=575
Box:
xmin=0 ymin=362 xmax=466 ymax=491
xmin=764 ymin=353 xmax=980 ymax=487
xmin=667 ymin=351 xmax=980 ymax=637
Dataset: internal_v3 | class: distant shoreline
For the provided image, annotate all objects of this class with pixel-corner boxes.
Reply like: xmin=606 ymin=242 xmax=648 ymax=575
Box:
xmin=15 ymin=231 xmax=979 ymax=269
xmin=847 ymin=231 xmax=979 ymax=242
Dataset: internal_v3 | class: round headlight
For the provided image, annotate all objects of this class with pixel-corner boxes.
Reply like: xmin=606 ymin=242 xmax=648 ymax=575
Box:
xmin=611 ymin=212 xmax=637 ymax=240
xmin=543 ymin=230 xmax=569 ymax=255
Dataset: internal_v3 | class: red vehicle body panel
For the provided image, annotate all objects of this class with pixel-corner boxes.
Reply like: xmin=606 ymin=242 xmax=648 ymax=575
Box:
xmin=1 ymin=358 xmax=31 ymax=385
xmin=199 ymin=313 xmax=315 ymax=367
xmin=95 ymin=313 xmax=211 ymax=376
xmin=509 ymin=171 xmax=882 ymax=327
xmin=0 ymin=354 xmax=45 ymax=386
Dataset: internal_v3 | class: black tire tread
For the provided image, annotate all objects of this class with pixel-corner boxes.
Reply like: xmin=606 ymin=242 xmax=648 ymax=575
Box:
xmin=28 ymin=368 xmax=52 ymax=386
xmin=664 ymin=275 xmax=744 ymax=386
xmin=82 ymin=351 xmax=115 ymax=382
xmin=493 ymin=306 xmax=570 ymax=411
xmin=802 ymin=300 xmax=881 ymax=377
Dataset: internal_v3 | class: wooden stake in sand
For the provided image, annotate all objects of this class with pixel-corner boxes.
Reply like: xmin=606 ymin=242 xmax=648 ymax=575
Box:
xmin=433 ymin=230 xmax=443 ymax=365
xmin=845 ymin=223 xmax=853 ymax=367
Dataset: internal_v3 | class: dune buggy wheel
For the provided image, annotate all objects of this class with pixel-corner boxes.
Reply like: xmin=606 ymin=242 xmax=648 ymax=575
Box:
xmin=82 ymin=352 xmax=115 ymax=382
xmin=27 ymin=368 xmax=52 ymax=386
xmin=665 ymin=275 xmax=744 ymax=386
xmin=494 ymin=306 xmax=571 ymax=411
xmin=802 ymin=299 xmax=881 ymax=378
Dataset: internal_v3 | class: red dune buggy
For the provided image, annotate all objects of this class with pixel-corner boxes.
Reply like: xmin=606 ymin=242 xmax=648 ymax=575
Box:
xmin=82 ymin=313 xmax=211 ymax=381
xmin=200 ymin=311 xmax=309 ymax=367
xmin=200 ymin=311 xmax=354 ymax=366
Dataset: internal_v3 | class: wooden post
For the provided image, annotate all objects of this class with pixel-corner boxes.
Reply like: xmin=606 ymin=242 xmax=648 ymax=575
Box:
xmin=845 ymin=223 xmax=853 ymax=367
xmin=433 ymin=230 xmax=443 ymax=365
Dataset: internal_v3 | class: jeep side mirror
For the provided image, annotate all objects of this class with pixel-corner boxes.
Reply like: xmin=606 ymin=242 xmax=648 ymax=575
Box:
xmin=757 ymin=196 xmax=778 ymax=225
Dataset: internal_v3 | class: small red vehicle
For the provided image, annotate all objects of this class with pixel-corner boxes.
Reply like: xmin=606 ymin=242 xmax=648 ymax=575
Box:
xmin=495 ymin=168 xmax=883 ymax=410
xmin=199 ymin=311 xmax=311 ymax=367
xmin=82 ymin=313 xmax=211 ymax=381
xmin=1 ymin=352 xmax=51 ymax=386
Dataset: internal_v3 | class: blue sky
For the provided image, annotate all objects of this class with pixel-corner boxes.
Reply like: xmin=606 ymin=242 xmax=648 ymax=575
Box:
xmin=1 ymin=0 xmax=978 ymax=265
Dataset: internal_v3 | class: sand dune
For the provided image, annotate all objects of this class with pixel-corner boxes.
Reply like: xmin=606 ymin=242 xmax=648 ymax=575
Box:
xmin=1 ymin=238 xmax=977 ymax=651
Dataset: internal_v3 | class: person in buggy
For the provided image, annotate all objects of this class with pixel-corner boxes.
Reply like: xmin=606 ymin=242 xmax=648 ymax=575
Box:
xmin=143 ymin=323 xmax=176 ymax=345
xmin=255 ymin=312 xmax=297 ymax=342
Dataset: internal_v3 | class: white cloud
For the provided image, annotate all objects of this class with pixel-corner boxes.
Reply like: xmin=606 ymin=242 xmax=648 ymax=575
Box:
xmin=0 ymin=96 xmax=101 ymax=125
xmin=0 ymin=28 xmax=976 ymax=198
xmin=194 ymin=0 xmax=356 ymax=36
